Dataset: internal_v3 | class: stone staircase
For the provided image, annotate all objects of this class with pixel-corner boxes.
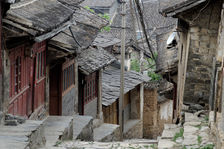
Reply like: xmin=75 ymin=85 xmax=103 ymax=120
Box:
xmin=73 ymin=115 xmax=122 ymax=142
xmin=43 ymin=116 xmax=73 ymax=147
xmin=158 ymin=112 xmax=215 ymax=149
xmin=0 ymin=120 xmax=45 ymax=149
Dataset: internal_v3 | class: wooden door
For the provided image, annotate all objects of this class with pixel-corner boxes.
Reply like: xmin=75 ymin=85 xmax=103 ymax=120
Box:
xmin=27 ymin=57 xmax=34 ymax=116
xmin=8 ymin=45 xmax=30 ymax=117
xmin=49 ymin=64 xmax=61 ymax=115
xmin=78 ymin=72 xmax=84 ymax=115
xmin=33 ymin=42 xmax=46 ymax=110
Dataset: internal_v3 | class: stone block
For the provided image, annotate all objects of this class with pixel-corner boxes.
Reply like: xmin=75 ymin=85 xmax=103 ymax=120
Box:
xmin=4 ymin=120 xmax=18 ymax=126
xmin=73 ymin=115 xmax=93 ymax=141
xmin=161 ymin=128 xmax=180 ymax=139
xmin=158 ymin=139 xmax=176 ymax=149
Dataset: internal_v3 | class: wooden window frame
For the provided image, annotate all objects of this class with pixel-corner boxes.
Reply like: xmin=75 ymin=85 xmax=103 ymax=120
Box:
xmin=62 ymin=59 xmax=75 ymax=94
xmin=36 ymin=51 xmax=45 ymax=81
xmin=83 ymin=72 xmax=98 ymax=105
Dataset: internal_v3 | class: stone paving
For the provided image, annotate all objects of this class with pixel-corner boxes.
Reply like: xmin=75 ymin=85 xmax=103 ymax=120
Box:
xmin=58 ymin=140 xmax=157 ymax=149
xmin=158 ymin=112 xmax=216 ymax=149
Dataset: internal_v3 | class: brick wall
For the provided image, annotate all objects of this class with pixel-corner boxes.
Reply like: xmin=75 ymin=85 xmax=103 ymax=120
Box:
xmin=143 ymin=88 xmax=159 ymax=139
xmin=181 ymin=1 xmax=222 ymax=104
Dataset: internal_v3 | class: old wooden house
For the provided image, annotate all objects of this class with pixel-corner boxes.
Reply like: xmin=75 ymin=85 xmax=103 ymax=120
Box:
xmin=49 ymin=5 xmax=110 ymax=118
xmin=0 ymin=0 xmax=110 ymax=122
xmin=77 ymin=46 xmax=115 ymax=119
xmin=1 ymin=0 xmax=77 ymax=119
xmin=102 ymin=65 xmax=149 ymax=138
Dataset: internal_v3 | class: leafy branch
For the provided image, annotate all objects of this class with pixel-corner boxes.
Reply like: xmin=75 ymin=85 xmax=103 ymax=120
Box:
xmin=84 ymin=6 xmax=111 ymax=32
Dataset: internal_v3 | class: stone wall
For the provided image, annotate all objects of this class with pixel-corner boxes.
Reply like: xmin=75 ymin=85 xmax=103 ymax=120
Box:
xmin=210 ymin=112 xmax=224 ymax=149
xmin=84 ymin=98 xmax=97 ymax=118
xmin=62 ymin=87 xmax=75 ymax=116
xmin=143 ymin=88 xmax=159 ymax=139
xmin=181 ymin=1 xmax=222 ymax=104
xmin=143 ymin=87 xmax=173 ymax=139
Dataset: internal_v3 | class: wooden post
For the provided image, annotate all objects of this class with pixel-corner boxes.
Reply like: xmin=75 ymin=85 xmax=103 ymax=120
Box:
xmin=119 ymin=0 xmax=126 ymax=133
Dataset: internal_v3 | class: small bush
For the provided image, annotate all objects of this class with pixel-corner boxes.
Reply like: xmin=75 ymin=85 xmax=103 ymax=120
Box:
xmin=173 ymin=128 xmax=184 ymax=141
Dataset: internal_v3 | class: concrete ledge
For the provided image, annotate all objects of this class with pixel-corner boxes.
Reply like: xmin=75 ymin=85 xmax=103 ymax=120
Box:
xmin=73 ymin=115 xmax=93 ymax=141
xmin=94 ymin=123 xmax=121 ymax=142
xmin=43 ymin=116 xmax=73 ymax=147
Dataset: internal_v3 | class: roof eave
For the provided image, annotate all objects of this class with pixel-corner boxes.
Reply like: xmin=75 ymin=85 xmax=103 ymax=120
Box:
xmin=35 ymin=20 xmax=76 ymax=42
xmin=161 ymin=0 xmax=207 ymax=17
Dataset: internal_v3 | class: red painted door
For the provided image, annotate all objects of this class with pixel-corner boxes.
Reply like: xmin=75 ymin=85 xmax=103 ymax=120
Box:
xmin=32 ymin=42 xmax=46 ymax=110
xmin=9 ymin=45 xmax=30 ymax=117
xmin=8 ymin=41 xmax=46 ymax=117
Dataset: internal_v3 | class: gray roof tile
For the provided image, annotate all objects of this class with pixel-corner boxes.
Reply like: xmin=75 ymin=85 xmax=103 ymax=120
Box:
xmin=78 ymin=47 xmax=116 ymax=74
xmin=102 ymin=67 xmax=150 ymax=106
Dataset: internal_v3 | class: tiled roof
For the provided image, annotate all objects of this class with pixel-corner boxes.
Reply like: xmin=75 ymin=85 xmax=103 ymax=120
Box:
xmin=160 ymin=0 xmax=207 ymax=17
xmin=78 ymin=47 xmax=116 ymax=75
xmin=3 ymin=0 xmax=75 ymax=41
xmin=81 ymin=0 xmax=117 ymax=8
xmin=102 ymin=67 xmax=150 ymax=106
xmin=109 ymin=0 xmax=177 ymax=55
xmin=49 ymin=7 xmax=108 ymax=53
xmin=93 ymin=33 xmax=121 ymax=48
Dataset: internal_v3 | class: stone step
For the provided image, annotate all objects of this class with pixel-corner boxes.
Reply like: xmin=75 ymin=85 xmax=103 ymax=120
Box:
xmin=73 ymin=115 xmax=93 ymax=141
xmin=0 ymin=120 xmax=45 ymax=149
xmin=93 ymin=123 xmax=121 ymax=142
xmin=43 ymin=116 xmax=73 ymax=147
xmin=124 ymin=139 xmax=158 ymax=144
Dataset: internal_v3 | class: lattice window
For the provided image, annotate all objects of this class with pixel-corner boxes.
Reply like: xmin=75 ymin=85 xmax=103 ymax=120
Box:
xmin=62 ymin=60 xmax=75 ymax=92
xmin=83 ymin=72 xmax=98 ymax=104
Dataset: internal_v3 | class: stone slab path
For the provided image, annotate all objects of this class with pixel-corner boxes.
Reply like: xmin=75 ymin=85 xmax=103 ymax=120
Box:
xmin=158 ymin=112 xmax=216 ymax=149
xmin=58 ymin=140 xmax=157 ymax=149
xmin=0 ymin=120 xmax=45 ymax=149
xmin=43 ymin=116 xmax=73 ymax=147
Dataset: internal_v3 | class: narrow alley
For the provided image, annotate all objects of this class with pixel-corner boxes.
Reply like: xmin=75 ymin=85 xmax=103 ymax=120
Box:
xmin=1 ymin=0 xmax=224 ymax=149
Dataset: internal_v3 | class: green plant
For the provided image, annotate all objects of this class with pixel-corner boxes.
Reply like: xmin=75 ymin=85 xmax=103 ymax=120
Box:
xmin=204 ymin=115 xmax=209 ymax=122
xmin=84 ymin=6 xmax=111 ymax=32
xmin=131 ymin=59 xmax=140 ymax=72
xmin=148 ymin=71 xmax=161 ymax=81
xmin=84 ymin=6 xmax=95 ymax=13
xmin=150 ymin=144 xmax=157 ymax=149
xmin=183 ymin=146 xmax=187 ymax=149
xmin=198 ymin=136 xmax=202 ymax=144
xmin=173 ymin=128 xmax=184 ymax=142
xmin=54 ymin=140 xmax=62 ymax=147
xmin=195 ymin=124 xmax=202 ymax=130
xmin=200 ymin=144 xmax=214 ymax=149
